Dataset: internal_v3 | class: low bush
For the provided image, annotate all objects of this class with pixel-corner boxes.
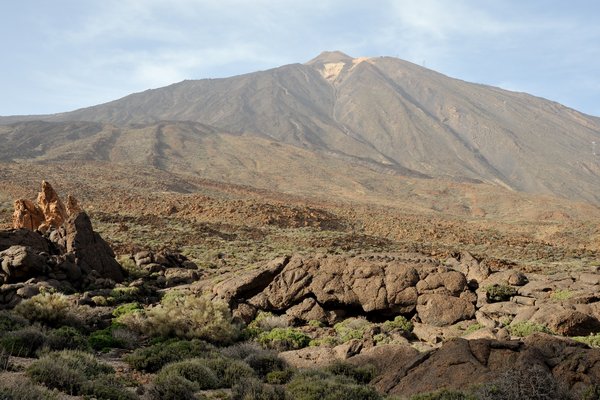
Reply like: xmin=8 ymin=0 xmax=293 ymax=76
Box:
xmin=158 ymin=359 xmax=220 ymax=390
xmin=462 ymin=323 xmax=485 ymax=336
xmin=121 ymin=293 xmax=239 ymax=343
xmin=198 ymin=357 xmax=257 ymax=387
xmin=485 ymin=285 xmax=517 ymax=302
xmin=89 ymin=326 xmax=126 ymax=351
xmin=382 ymin=316 xmax=413 ymax=332
xmin=286 ymin=370 xmax=382 ymax=400
xmin=83 ymin=374 xmax=138 ymax=400
xmin=125 ymin=338 xmax=216 ymax=372
xmin=410 ymin=389 xmax=476 ymax=400
xmin=149 ymin=370 xmax=198 ymax=400
xmin=46 ymin=326 xmax=90 ymax=351
xmin=508 ymin=321 xmax=552 ymax=337
xmin=245 ymin=351 xmax=288 ymax=378
xmin=0 ymin=310 xmax=29 ymax=332
xmin=246 ymin=311 xmax=289 ymax=337
xmin=27 ymin=350 xmax=113 ymax=395
xmin=110 ymin=287 xmax=142 ymax=304
xmin=112 ymin=302 xmax=142 ymax=320
xmin=221 ymin=341 xmax=265 ymax=360
xmin=334 ymin=318 xmax=371 ymax=343
xmin=0 ymin=375 xmax=59 ymax=400
xmin=257 ymin=327 xmax=310 ymax=351
xmin=325 ymin=361 xmax=376 ymax=384
xmin=231 ymin=378 xmax=286 ymax=400
xmin=572 ymin=333 xmax=600 ymax=348
xmin=266 ymin=369 xmax=295 ymax=384
xmin=0 ymin=326 xmax=47 ymax=357
xmin=14 ymin=292 xmax=71 ymax=327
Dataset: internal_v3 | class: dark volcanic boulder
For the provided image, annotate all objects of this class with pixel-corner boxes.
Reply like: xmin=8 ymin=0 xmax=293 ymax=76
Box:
xmin=55 ymin=212 xmax=124 ymax=282
xmin=0 ymin=245 xmax=49 ymax=282
xmin=372 ymin=333 xmax=600 ymax=397
xmin=0 ymin=229 xmax=50 ymax=253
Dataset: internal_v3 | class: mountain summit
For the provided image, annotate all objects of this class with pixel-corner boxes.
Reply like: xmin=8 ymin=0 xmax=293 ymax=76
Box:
xmin=1 ymin=52 xmax=599 ymax=203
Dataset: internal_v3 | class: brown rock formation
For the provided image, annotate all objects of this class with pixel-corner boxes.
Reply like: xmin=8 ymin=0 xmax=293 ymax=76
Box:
xmin=37 ymin=180 xmax=68 ymax=231
xmin=12 ymin=181 xmax=82 ymax=232
xmin=66 ymin=194 xmax=82 ymax=216
xmin=12 ymin=199 xmax=45 ymax=231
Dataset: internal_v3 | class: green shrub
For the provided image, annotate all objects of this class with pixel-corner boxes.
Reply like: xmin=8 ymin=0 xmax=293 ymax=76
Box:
xmin=0 ymin=310 xmax=29 ymax=332
xmin=462 ymin=323 xmax=485 ymax=336
xmin=0 ymin=326 xmax=47 ymax=357
xmin=150 ymin=370 xmax=199 ymax=400
xmin=257 ymin=327 xmax=310 ymax=351
xmin=410 ymin=389 xmax=476 ymax=400
xmin=508 ymin=321 xmax=552 ymax=337
xmin=231 ymin=378 xmax=286 ymax=400
xmin=572 ymin=333 xmax=600 ymax=348
xmin=125 ymin=338 xmax=215 ymax=372
xmin=382 ymin=316 xmax=413 ymax=332
xmin=0 ymin=347 xmax=10 ymax=371
xmin=27 ymin=350 xmax=113 ymax=395
xmin=550 ymin=289 xmax=574 ymax=301
xmin=0 ymin=375 xmax=59 ymax=400
xmin=199 ymin=357 xmax=257 ymax=387
xmin=110 ymin=287 xmax=142 ymax=304
xmin=221 ymin=342 xmax=265 ymax=360
xmin=89 ymin=326 xmax=126 ymax=351
xmin=266 ymin=369 xmax=295 ymax=384
xmin=484 ymin=285 xmax=517 ymax=302
xmin=112 ymin=302 xmax=142 ymax=320
xmin=160 ymin=359 xmax=220 ymax=390
xmin=309 ymin=336 xmax=341 ymax=347
xmin=334 ymin=318 xmax=371 ymax=343
xmin=121 ymin=293 xmax=239 ymax=343
xmin=325 ymin=361 xmax=376 ymax=384
xmin=14 ymin=292 xmax=71 ymax=326
xmin=46 ymin=326 xmax=90 ymax=351
xmin=246 ymin=311 xmax=288 ymax=337
xmin=84 ymin=374 xmax=139 ymax=400
xmin=245 ymin=351 xmax=288 ymax=378
xmin=286 ymin=370 xmax=382 ymax=400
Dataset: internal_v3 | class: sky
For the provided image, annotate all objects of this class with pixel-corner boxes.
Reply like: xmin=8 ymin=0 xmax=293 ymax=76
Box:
xmin=1 ymin=0 xmax=599 ymax=117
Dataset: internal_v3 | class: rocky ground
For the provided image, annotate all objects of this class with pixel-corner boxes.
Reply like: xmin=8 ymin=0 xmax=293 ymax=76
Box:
xmin=1 ymin=181 xmax=599 ymax=399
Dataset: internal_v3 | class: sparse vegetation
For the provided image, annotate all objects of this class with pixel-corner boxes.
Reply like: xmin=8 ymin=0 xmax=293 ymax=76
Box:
xmin=484 ymin=284 xmax=517 ymax=302
xmin=121 ymin=292 xmax=239 ymax=343
xmin=334 ymin=318 xmax=372 ymax=343
xmin=125 ymin=338 xmax=216 ymax=372
xmin=14 ymin=292 xmax=71 ymax=326
xmin=257 ymin=327 xmax=311 ymax=351
xmin=550 ymin=289 xmax=574 ymax=301
xmin=508 ymin=321 xmax=552 ymax=337
xmin=572 ymin=333 xmax=600 ymax=348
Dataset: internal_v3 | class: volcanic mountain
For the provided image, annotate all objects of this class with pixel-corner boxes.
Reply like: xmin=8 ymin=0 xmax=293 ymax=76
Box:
xmin=1 ymin=51 xmax=599 ymax=204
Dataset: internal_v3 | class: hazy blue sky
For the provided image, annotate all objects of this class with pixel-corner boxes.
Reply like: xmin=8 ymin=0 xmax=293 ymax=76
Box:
xmin=1 ymin=0 xmax=599 ymax=116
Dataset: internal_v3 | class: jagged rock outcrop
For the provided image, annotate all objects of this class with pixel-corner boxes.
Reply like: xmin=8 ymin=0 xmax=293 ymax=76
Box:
xmin=1 ymin=182 xmax=125 ymax=306
xmin=12 ymin=180 xmax=78 ymax=232
xmin=12 ymin=199 xmax=45 ymax=231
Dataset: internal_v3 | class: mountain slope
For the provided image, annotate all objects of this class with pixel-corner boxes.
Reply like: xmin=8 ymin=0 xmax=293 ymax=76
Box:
xmin=1 ymin=51 xmax=599 ymax=203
